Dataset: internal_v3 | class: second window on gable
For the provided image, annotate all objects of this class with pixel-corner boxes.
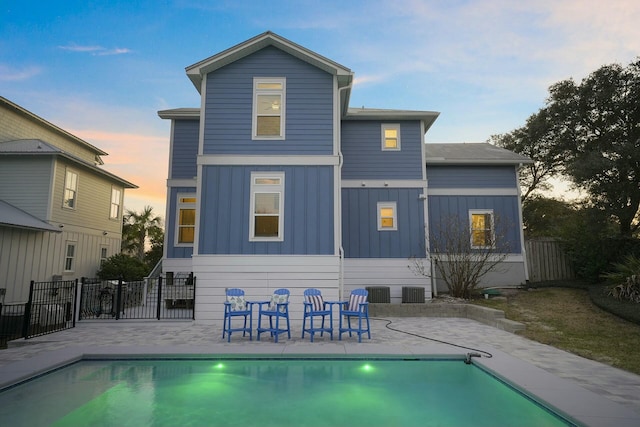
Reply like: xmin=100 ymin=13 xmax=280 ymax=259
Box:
xmin=253 ymin=78 xmax=286 ymax=139
xmin=382 ymin=124 xmax=401 ymax=151
xmin=250 ymin=172 xmax=284 ymax=241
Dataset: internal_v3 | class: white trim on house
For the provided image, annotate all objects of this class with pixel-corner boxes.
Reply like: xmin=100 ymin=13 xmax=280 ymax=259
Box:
xmin=252 ymin=77 xmax=286 ymax=140
xmin=175 ymin=193 xmax=196 ymax=247
xmin=198 ymin=155 xmax=339 ymax=166
xmin=341 ymin=179 xmax=426 ymax=188
xmin=426 ymin=188 xmax=519 ymax=196
xmin=167 ymin=178 xmax=197 ymax=187
xmin=249 ymin=171 xmax=285 ymax=242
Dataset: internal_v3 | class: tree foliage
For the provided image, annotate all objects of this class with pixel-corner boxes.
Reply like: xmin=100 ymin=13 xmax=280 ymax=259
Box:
xmin=122 ymin=206 xmax=163 ymax=262
xmin=522 ymin=196 xmax=577 ymax=238
xmin=96 ymin=253 xmax=149 ymax=281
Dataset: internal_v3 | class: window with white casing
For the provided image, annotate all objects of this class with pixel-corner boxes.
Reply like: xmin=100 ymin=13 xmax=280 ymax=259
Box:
xmin=253 ymin=78 xmax=286 ymax=139
xmin=377 ymin=202 xmax=398 ymax=231
xmin=110 ymin=187 xmax=121 ymax=219
xmin=64 ymin=242 xmax=76 ymax=272
xmin=63 ymin=169 xmax=78 ymax=209
xmin=469 ymin=209 xmax=495 ymax=248
xmin=250 ymin=172 xmax=284 ymax=241
xmin=176 ymin=194 xmax=196 ymax=245
xmin=100 ymin=246 xmax=108 ymax=266
xmin=381 ymin=124 xmax=401 ymax=151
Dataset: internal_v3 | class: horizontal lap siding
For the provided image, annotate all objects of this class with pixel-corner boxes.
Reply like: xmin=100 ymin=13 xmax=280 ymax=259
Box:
xmin=341 ymin=121 xmax=423 ymax=179
xmin=203 ymin=46 xmax=334 ymax=155
xmin=171 ymin=119 xmax=199 ymax=179
xmin=166 ymin=186 xmax=196 ymax=259
xmin=427 ymin=195 xmax=522 ymax=254
xmin=192 ymin=255 xmax=340 ymax=323
xmin=0 ymin=157 xmax=52 ymax=220
xmin=342 ymin=188 xmax=426 ymax=258
xmin=199 ymin=165 xmax=334 ymax=255
xmin=426 ymin=165 xmax=517 ymax=188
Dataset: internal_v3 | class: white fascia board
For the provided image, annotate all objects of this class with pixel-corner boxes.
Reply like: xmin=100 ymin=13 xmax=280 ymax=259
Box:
xmin=167 ymin=178 xmax=197 ymax=187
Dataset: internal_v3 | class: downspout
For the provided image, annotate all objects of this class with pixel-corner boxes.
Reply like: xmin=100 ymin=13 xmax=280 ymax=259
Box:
xmin=337 ymin=83 xmax=351 ymax=300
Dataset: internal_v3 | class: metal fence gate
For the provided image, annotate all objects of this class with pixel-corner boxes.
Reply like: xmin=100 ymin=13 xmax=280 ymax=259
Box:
xmin=78 ymin=275 xmax=195 ymax=321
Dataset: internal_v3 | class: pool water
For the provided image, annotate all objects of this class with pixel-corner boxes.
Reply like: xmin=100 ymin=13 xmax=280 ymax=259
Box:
xmin=0 ymin=358 xmax=573 ymax=427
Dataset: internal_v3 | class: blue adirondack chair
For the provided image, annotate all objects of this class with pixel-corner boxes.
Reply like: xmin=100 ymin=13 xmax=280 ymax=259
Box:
xmin=222 ymin=288 xmax=252 ymax=342
xmin=256 ymin=288 xmax=291 ymax=343
xmin=302 ymin=288 xmax=334 ymax=342
xmin=339 ymin=288 xmax=371 ymax=342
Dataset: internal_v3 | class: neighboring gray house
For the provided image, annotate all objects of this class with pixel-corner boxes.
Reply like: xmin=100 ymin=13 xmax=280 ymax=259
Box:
xmin=0 ymin=96 xmax=137 ymax=303
xmin=158 ymin=32 xmax=530 ymax=323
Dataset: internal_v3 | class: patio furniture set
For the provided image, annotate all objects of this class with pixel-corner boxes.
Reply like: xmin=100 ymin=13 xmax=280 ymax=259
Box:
xmin=222 ymin=288 xmax=371 ymax=343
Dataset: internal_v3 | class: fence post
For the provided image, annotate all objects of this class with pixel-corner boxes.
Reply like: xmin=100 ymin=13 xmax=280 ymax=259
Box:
xmin=22 ymin=280 xmax=35 ymax=339
xmin=115 ymin=277 xmax=123 ymax=320
xmin=156 ymin=276 xmax=163 ymax=320
xmin=191 ymin=274 xmax=196 ymax=321
xmin=72 ymin=278 xmax=78 ymax=327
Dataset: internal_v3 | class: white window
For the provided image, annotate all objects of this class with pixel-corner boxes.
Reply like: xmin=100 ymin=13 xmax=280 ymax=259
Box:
xmin=250 ymin=172 xmax=284 ymax=241
xmin=110 ymin=187 xmax=121 ymax=219
xmin=252 ymin=78 xmax=286 ymax=139
xmin=100 ymin=246 xmax=108 ymax=265
xmin=382 ymin=124 xmax=401 ymax=151
xmin=470 ymin=210 xmax=494 ymax=248
xmin=64 ymin=242 xmax=76 ymax=272
xmin=176 ymin=194 xmax=196 ymax=245
xmin=377 ymin=202 xmax=398 ymax=231
xmin=63 ymin=169 xmax=78 ymax=209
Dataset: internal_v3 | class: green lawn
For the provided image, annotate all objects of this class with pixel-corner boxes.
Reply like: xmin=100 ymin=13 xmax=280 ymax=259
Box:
xmin=471 ymin=287 xmax=640 ymax=375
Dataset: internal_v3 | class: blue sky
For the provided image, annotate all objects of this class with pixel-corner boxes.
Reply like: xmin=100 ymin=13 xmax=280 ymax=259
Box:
xmin=2 ymin=0 xmax=639 ymax=218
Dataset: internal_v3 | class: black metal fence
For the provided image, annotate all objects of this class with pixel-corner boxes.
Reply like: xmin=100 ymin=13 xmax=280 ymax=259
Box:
xmin=0 ymin=280 xmax=77 ymax=347
xmin=79 ymin=275 xmax=195 ymax=321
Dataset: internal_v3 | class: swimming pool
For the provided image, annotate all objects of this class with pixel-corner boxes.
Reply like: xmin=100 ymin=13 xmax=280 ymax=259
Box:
xmin=0 ymin=357 xmax=574 ymax=427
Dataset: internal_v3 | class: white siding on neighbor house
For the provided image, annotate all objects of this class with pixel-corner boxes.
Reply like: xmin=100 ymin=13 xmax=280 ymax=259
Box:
xmin=0 ymin=105 xmax=101 ymax=164
xmin=343 ymin=258 xmax=432 ymax=303
xmin=0 ymin=226 xmax=120 ymax=303
xmin=191 ymin=255 xmax=340 ymax=324
xmin=0 ymin=157 xmax=53 ymax=220
xmin=50 ymin=159 xmax=124 ymax=234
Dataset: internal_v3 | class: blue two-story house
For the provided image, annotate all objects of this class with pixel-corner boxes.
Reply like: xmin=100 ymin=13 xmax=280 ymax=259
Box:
xmin=159 ymin=32 xmax=530 ymax=323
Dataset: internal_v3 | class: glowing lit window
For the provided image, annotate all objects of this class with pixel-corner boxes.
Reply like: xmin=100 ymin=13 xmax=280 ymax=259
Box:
xmin=470 ymin=210 xmax=494 ymax=248
xmin=377 ymin=202 xmax=397 ymax=231
xmin=382 ymin=124 xmax=401 ymax=150
xmin=250 ymin=172 xmax=284 ymax=241
xmin=253 ymin=78 xmax=286 ymax=139
xmin=176 ymin=195 xmax=196 ymax=245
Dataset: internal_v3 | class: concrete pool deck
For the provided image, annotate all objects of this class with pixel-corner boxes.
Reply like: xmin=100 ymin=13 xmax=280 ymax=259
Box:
xmin=1 ymin=317 xmax=639 ymax=427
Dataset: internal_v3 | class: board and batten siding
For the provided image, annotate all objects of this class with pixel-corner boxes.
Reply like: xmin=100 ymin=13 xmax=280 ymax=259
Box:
xmin=0 ymin=156 xmax=53 ymax=220
xmin=165 ymin=186 xmax=196 ymax=259
xmin=199 ymin=165 xmax=335 ymax=255
xmin=203 ymin=46 xmax=334 ymax=155
xmin=191 ymin=255 xmax=340 ymax=323
xmin=0 ymin=226 xmax=120 ymax=302
xmin=427 ymin=195 xmax=522 ymax=254
xmin=341 ymin=121 xmax=423 ymax=180
xmin=170 ymin=119 xmax=199 ymax=180
xmin=50 ymin=159 xmax=124 ymax=234
xmin=0 ymin=105 xmax=100 ymax=165
xmin=342 ymin=188 xmax=426 ymax=258
xmin=426 ymin=165 xmax=518 ymax=189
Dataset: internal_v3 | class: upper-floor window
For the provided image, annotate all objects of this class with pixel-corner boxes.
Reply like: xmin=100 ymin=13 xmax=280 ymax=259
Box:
xmin=377 ymin=202 xmax=398 ymax=231
xmin=250 ymin=172 xmax=284 ymax=241
xmin=381 ymin=124 xmax=401 ymax=151
xmin=176 ymin=194 xmax=196 ymax=245
xmin=63 ymin=169 xmax=78 ymax=209
xmin=110 ymin=187 xmax=121 ymax=219
xmin=253 ymin=78 xmax=286 ymax=139
xmin=64 ymin=242 xmax=76 ymax=272
xmin=470 ymin=209 xmax=494 ymax=248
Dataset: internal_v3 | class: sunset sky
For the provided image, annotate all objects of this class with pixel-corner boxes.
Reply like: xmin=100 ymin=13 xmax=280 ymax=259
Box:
xmin=2 ymin=0 xmax=640 ymax=223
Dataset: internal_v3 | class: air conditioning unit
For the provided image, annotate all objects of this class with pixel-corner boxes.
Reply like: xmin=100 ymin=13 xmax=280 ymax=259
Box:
xmin=365 ymin=286 xmax=390 ymax=303
xmin=402 ymin=286 xmax=425 ymax=303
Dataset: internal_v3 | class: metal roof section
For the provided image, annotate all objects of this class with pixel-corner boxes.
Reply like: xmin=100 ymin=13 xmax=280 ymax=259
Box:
xmin=0 ymin=200 xmax=61 ymax=232
xmin=425 ymin=143 xmax=532 ymax=165
xmin=0 ymin=96 xmax=108 ymax=157
xmin=185 ymin=31 xmax=354 ymax=92
xmin=345 ymin=107 xmax=440 ymax=133
xmin=0 ymin=139 xmax=138 ymax=189
xmin=157 ymin=108 xmax=200 ymax=120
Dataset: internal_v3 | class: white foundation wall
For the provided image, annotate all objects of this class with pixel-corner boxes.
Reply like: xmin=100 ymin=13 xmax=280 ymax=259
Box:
xmin=343 ymin=258 xmax=433 ymax=303
xmin=191 ymin=255 xmax=341 ymax=324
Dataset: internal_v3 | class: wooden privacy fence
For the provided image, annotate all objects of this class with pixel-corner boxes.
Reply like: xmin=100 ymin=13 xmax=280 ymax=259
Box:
xmin=525 ymin=238 xmax=575 ymax=283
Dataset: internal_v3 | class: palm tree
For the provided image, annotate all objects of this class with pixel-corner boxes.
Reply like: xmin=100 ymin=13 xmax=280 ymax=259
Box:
xmin=122 ymin=206 xmax=163 ymax=261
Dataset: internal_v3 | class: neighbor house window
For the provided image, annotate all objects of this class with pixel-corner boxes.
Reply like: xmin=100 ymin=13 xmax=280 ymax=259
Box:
xmin=250 ymin=172 xmax=284 ymax=241
xmin=176 ymin=194 xmax=196 ymax=245
xmin=64 ymin=242 xmax=76 ymax=272
xmin=377 ymin=202 xmax=398 ymax=231
xmin=381 ymin=124 xmax=401 ymax=151
xmin=100 ymin=246 xmax=108 ymax=265
xmin=470 ymin=210 xmax=494 ymax=248
xmin=110 ymin=187 xmax=121 ymax=219
xmin=63 ymin=169 xmax=78 ymax=209
xmin=253 ymin=78 xmax=286 ymax=139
